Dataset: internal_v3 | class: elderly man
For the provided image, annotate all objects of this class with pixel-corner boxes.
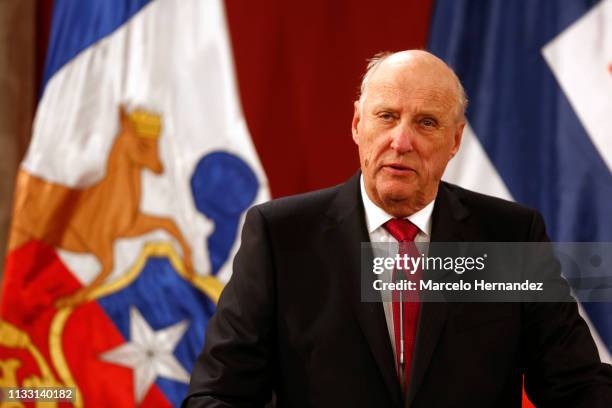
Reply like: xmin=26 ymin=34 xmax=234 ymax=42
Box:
xmin=184 ymin=50 xmax=611 ymax=407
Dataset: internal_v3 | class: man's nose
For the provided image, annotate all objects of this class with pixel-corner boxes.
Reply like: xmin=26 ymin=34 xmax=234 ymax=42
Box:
xmin=390 ymin=123 xmax=414 ymax=153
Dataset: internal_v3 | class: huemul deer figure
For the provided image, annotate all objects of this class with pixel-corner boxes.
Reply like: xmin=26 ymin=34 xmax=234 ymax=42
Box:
xmin=9 ymin=106 xmax=194 ymax=306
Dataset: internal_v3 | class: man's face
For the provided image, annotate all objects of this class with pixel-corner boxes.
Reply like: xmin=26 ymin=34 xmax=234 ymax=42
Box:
xmin=352 ymin=54 xmax=465 ymax=217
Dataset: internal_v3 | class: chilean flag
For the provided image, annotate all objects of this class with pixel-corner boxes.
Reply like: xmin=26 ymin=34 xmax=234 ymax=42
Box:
xmin=2 ymin=0 xmax=267 ymax=406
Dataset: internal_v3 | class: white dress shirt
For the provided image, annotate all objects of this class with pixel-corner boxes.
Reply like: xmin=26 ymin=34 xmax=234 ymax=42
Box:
xmin=359 ymin=175 xmax=435 ymax=366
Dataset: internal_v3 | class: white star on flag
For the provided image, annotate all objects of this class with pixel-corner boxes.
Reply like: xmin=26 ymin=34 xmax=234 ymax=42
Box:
xmin=101 ymin=307 xmax=190 ymax=404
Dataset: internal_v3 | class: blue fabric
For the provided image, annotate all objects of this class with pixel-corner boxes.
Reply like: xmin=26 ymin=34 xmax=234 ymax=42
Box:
xmin=190 ymin=151 xmax=259 ymax=275
xmin=42 ymin=0 xmax=151 ymax=93
xmin=428 ymin=0 xmax=611 ymax=352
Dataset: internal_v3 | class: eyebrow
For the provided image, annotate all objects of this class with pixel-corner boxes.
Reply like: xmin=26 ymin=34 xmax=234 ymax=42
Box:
xmin=370 ymin=104 xmax=446 ymax=118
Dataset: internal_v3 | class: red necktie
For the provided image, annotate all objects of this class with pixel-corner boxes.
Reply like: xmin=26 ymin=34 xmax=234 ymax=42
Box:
xmin=383 ymin=219 xmax=420 ymax=394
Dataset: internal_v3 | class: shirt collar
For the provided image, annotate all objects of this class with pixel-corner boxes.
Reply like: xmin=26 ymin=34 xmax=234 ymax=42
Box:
xmin=360 ymin=174 xmax=435 ymax=236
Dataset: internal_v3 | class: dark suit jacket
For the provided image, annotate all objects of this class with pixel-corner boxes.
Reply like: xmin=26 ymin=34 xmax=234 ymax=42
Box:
xmin=184 ymin=172 xmax=612 ymax=407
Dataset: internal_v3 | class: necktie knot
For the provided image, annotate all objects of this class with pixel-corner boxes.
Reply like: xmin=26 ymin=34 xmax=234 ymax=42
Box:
xmin=383 ymin=219 xmax=419 ymax=242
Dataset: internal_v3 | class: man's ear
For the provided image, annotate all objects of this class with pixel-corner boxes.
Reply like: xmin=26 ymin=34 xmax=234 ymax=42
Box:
xmin=449 ymin=121 xmax=465 ymax=159
xmin=351 ymin=100 xmax=361 ymax=145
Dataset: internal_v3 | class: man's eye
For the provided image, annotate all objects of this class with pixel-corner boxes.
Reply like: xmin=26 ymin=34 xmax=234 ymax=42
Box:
xmin=378 ymin=113 xmax=395 ymax=121
xmin=420 ymin=118 xmax=437 ymax=128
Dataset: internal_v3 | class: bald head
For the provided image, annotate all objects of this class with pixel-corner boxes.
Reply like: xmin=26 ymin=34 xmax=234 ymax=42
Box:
xmin=358 ymin=50 xmax=467 ymax=122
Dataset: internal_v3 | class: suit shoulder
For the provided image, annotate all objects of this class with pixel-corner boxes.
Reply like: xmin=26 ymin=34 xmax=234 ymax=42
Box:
xmin=439 ymin=182 xmax=547 ymax=241
xmin=250 ymin=183 xmax=342 ymax=222
xmin=441 ymin=181 xmax=538 ymax=220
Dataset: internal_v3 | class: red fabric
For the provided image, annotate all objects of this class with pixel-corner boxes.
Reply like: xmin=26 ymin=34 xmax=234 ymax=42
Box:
xmin=384 ymin=219 xmax=420 ymax=393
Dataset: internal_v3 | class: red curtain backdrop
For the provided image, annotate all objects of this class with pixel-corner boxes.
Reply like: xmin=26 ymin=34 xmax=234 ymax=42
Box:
xmin=224 ymin=0 xmax=433 ymax=197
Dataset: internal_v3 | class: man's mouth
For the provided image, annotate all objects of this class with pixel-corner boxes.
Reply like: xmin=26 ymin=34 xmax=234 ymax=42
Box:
xmin=382 ymin=163 xmax=415 ymax=175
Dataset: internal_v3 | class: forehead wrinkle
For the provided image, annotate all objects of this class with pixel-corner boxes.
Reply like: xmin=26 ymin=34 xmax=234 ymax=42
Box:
xmin=364 ymin=81 xmax=456 ymax=120
xmin=408 ymin=91 xmax=456 ymax=117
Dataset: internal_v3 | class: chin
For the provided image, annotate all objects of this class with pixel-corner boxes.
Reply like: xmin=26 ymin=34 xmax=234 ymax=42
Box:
xmin=381 ymin=188 xmax=413 ymax=201
xmin=380 ymin=188 xmax=415 ymax=206
xmin=378 ymin=179 xmax=416 ymax=200
xmin=377 ymin=183 xmax=425 ymax=215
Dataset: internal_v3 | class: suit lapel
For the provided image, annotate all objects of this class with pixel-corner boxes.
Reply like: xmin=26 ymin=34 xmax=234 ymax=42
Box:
xmin=405 ymin=182 xmax=470 ymax=407
xmin=322 ymin=172 xmax=403 ymax=407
